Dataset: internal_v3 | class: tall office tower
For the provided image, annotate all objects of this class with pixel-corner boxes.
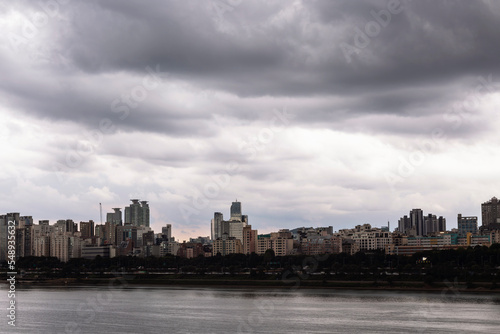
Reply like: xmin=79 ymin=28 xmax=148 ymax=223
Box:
xmin=125 ymin=199 xmax=150 ymax=227
xmin=125 ymin=199 xmax=140 ymax=225
xmin=410 ymin=209 xmax=424 ymax=236
xmin=140 ymin=201 xmax=150 ymax=227
xmin=424 ymin=214 xmax=438 ymax=235
xmin=162 ymin=224 xmax=172 ymax=241
xmin=80 ymin=220 xmax=95 ymax=239
xmin=481 ymin=197 xmax=500 ymax=227
xmin=106 ymin=208 xmax=123 ymax=225
xmin=438 ymin=216 xmax=446 ymax=232
xmin=0 ymin=213 xmax=20 ymax=262
xmin=211 ymin=212 xmax=224 ymax=240
xmin=458 ymin=214 xmax=478 ymax=237
xmin=398 ymin=215 xmax=411 ymax=234
xmin=230 ymin=201 xmax=242 ymax=221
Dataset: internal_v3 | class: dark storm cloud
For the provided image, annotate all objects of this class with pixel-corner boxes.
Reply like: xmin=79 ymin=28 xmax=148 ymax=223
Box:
xmin=1 ymin=0 xmax=498 ymax=141
xmin=68 ymin=0 xmax=500 ymax=91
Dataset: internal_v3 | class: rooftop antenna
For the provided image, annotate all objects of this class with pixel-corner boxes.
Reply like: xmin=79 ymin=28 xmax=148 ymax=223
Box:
xmin=100 ymin=203 xmax=103 ymax=225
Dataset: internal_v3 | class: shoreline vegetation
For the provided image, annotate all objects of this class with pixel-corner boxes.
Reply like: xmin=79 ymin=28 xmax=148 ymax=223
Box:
xmin=2 ymin=245 xmax=499 ymax=294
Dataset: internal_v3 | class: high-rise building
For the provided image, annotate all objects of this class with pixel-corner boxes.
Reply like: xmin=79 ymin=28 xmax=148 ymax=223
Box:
xmin=212 ymin=201 xmax=248 ymax=241
xmin=104 ymin=222 xmax=117 ymax=245
xmin=229 ymin=221 xmax=245 ymax=243
xmin=162 ymin=224 xmax=172 ymax=241
xmin=33 ymin=236 xmax=50 ymax=257
xmin=116 ymin=224 xmax=138 ymax=247
xmin=410 ymin=209 xmax=424 ymax=236
xmin=424 ymin=214 xmax=445 ymax=234
xmin=0 ymin=213 xmax=19 ymax=262
xmin=19 ymin=216 xmax=33 ymax=228
xmin=424 ymin=214 xmax=438 ymax=235
xmin=31 ymin=221 xmax=52 ymax=257
xmin=211 ymin=212 xmax=224 ymax=240
xmin=15 ymin=227 xmax=32 ymax=259
xmin=140 ymin=201 xmax=150 ymax=227
xmin=80 ymin=220 xmax=95 ymax=239
xmin=242 ymin=225 xmax=258 ymax=255
xmin=55 ymin=219 xmax=77 ymax=234
xmin=95 ymin=224 xmax=106 ymax=240
xmin=51 ymin=233 xmax=70 ymax=262
xmin=481 ymin=197 xmax=500 ymax=227
xmin=230 ymin=201 xmax=242 ymax=221
xmin=143 ymin=231 xmax=155 ymax=246
xmin=125 ymin=200 xmax=150 ymax=227
xmin=438 ymin=216 xmax=446 ymax=232
xmin=458 ymin=214 xmax=478 ymax=237
xmin=106 ymin=208 xmax=122 ymax=225
xmin=399 ymin=210 xmax=444 ymax=236
xmin=398 ymin=215 xmax=411 ymax=235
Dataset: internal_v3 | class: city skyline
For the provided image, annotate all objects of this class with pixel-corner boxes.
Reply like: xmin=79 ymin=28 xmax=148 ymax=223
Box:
xmin=2 ymin=196 xmax=498 ymax=242
xmin=1 ymin=1 xmax=500 ymax=242
xmin=2 ymin=197 xmax=498 ymax=264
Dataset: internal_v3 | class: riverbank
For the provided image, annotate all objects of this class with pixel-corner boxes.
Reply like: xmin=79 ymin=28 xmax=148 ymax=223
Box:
xmin=4 ymin=276 xmax=500 ymax=294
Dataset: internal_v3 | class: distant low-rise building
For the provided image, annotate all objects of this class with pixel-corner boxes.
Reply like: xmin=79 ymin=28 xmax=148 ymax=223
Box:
xmin=82 ymin=245 xmax=116 ymax=260
xmin=256 ymin=232 xmax=294 ymax=256
xmin=301 ymin=235 xmax=342 ymax=255
xmin=177 ymin=242 xmax=204 ymax=259
xmin=213 ymin=234 xmax=242 ymax=256
xmin=458 ymin=214 xmax=478 ymax=237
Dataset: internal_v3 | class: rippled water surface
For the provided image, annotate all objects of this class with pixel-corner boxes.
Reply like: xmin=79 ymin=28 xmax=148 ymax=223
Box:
xmin=1 ymin=286 xmax=499 ymax=333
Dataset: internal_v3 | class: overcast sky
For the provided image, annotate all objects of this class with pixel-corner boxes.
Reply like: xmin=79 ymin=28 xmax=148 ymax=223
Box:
xmin=1 ymin=0 xmax=500 ymax=241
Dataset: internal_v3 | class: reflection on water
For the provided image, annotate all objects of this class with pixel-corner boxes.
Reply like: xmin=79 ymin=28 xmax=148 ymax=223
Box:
xmin=1 ymin=286 xmax=499 ymax=334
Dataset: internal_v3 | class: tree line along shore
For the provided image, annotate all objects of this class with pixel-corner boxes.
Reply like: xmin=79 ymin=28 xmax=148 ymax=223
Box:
xmin=2 ymin=245 xmax=500 ymax=292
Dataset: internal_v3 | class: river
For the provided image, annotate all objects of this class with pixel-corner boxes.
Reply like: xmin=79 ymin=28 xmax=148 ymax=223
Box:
xmin=1 ymin=286 xmax=499 ymax=333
